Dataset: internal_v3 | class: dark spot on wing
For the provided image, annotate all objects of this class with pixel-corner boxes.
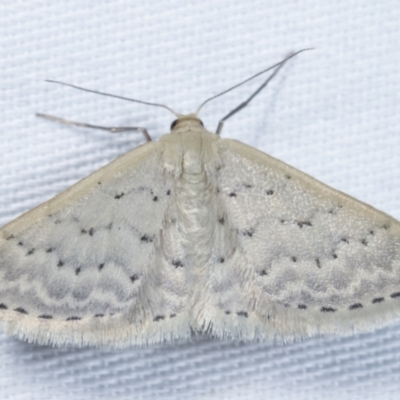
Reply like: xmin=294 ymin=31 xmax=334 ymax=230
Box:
xmin=130 ymin=274 xmax=139 ymax=283
xmin=229 ymin=192 xmax=237 ymax=197
xmin=349 ymin=303 xmax=363 ymax=310
xmin=243 ymin=183 xmax=252 ymax=188
xmin=66 ymin=316 xmax=81 ymax=321
xmin=341 ymin=238 xmax=349 ymax=244
xmin=98 ymin=181 xmax=102 ymax=185
xmin=95 ymin=314 xmax=104 ymax=318
xmin=259 ymin=270 xmax=267 ymax=276
xmin=107 ymin=223 xmax=113 ymax=230
xmin=6 ymin=235 xmax=14 ymax=240
xmin=141 ymin=234 xmax=154 ymax=243
xmin=114 ymin=192 xmax=125 ymax=199
xmin=57 ymin=260 xmax=64 ymax=267
xmin=46 ymin=248 xmax=54 ymax=253
xmin=15 ymin=307 xmax=28 ymax=314
xmin=242 ymin=228 xmax=254 ymax=237
xmin=321 ymin=307 xmax=336 ymax=312
xmin=18 ymin=241 xmax=23 ymax=246
xmin=172 ymin=260 xmax=184 ymax=268
xmin=39 ymin=315 xmax=53 ymax=319
xmin=297 ymin=221 xmax=312 ymax=228
xmin=75 ymin=267 xmax=81 ymax=276
xmin=330 ymin=205 xmax=343 ymax=214
xmin=153 ymin=196 xmax=158 ymax=202
xmin=26 ymin=248 xmax=35 ymax=255
xmin=218 ymin=257 xmax=225 ymax=263
xmin=298 ymin=304 xmax=307 ymax=309
xmin=370 ymin=230 xmax=375 ymax=235
xmin=383 ymin=224 xmax=389 ymax=230
xmin=218 ymin=217 xmax=225 ymax=225
xmin=291 ymin=256 xmax=297 ymax=262
xmin=372 ymin=297 xmax=384 ymax=303
xmin=332 ymin=253 xmax=338 ymax=259
xmin=98 ymin=263 xmax=105 ymax=271
xmin=237 ymin=311 xmax=248 ymax=317
xmin=81 ymin=227 xmax=95 ymax=236
xmin=0 ymin=304 xmax=7 ymax=310
xmin=361 ymin=239 xmax=368 ymax=246
xmin=266 ymin=190 xmax=274 ymax=195
xmin=225 ymin=311 xmax=231 ymax=315
xmin=153 ymin=315 xmax=165 ymax=322
xmin=170 ymin=313 xmax=176 ymax=318
xmin=285 ymin=174 xmax=291 ymax=179
xmin=316 ymin=258 xmax=321 ymax=268
xmin=390 ymin=292 xmax=400 ymax=298
xmin=166 ymin=190 xmax=171 ymax=195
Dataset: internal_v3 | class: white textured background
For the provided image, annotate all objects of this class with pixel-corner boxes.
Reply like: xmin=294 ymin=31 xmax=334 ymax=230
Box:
xmin=1 ymin=1 xmax=400 ymax=399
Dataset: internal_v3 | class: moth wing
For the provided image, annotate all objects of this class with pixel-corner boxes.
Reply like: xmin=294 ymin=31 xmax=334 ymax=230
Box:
xmin=211 ymin=138 xmax=400 ymax=340
xmin=0 ymin=140 xmax=189 ymax=347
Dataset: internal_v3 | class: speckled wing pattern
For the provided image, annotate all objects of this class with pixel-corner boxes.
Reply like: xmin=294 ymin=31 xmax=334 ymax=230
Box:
xmin=211 ymin=139 xmax=400 ymax=339
xmin=0 ymin=140 xmax=191 ymax=346
xmin=1 ymin=115 xmax=400 ymax=347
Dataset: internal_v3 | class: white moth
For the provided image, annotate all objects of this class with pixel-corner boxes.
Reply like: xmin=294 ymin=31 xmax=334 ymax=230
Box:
xmin=1 ymin=51 xmax=400 ymax=348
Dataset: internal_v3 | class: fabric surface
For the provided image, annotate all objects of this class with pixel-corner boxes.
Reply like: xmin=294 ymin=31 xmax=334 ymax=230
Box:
xmin=0 ymin=1 xmax=399 ymax=399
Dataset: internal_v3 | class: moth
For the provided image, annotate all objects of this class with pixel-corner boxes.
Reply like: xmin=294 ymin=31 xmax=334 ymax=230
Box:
xmin=1 ymin=50 xmax=400 ymax=348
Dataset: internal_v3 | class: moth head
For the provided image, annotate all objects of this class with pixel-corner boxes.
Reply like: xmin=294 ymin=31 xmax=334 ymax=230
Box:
xmin=170 ymin=114 xmax=204 ymax=131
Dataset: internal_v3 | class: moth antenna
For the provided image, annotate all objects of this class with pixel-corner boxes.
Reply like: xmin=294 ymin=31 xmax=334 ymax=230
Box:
xmin=44 ymin=79 xmax=179 ymax=117
xmin=195 ymin=48 xmax=313 ymax=134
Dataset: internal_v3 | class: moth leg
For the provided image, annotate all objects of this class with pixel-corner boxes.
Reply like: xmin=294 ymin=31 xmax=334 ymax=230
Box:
xmin=36 ymin=113 xmax=152 ymax=142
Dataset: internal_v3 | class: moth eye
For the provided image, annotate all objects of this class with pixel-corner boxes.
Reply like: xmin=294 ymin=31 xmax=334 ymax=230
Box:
xmin=170 ymin=118 xmax=203 ymax=130
xmin=170 ymin=119 xmax=178 ymax=130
